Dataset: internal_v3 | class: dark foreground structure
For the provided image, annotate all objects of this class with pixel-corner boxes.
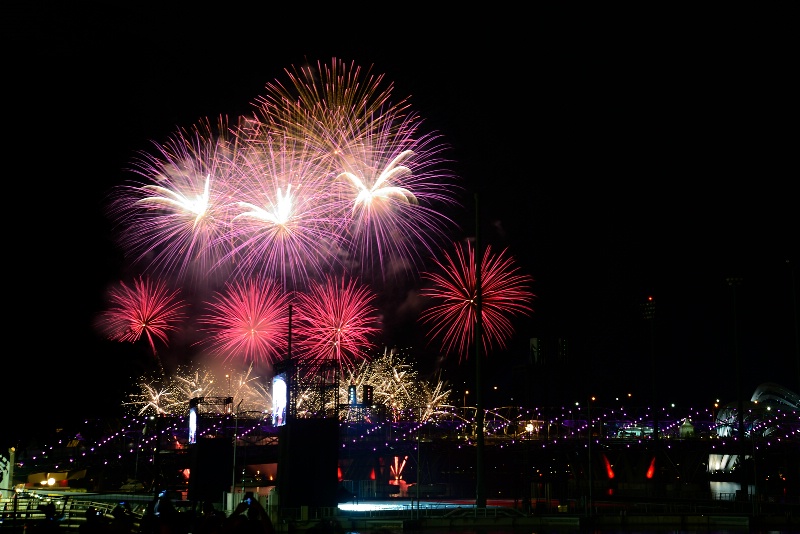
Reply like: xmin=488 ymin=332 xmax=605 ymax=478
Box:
xmin=4 ymin=393 xmax=799 ymax=532
xmin=3 ymin=491 xmax=800 ymax=533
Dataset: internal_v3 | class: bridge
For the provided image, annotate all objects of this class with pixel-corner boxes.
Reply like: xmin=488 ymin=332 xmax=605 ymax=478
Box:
xmin=8 ymin=403 xmax=798 ymax=503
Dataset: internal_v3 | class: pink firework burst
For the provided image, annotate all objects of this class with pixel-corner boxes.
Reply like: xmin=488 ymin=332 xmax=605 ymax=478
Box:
xmin=197 ymin=277 xmax=292 ymax=365
xmin=97 ymin=276 xmax=188 ymax=357
xmin=251 ymin=58 xmax=463 ymax=282
xmin=420 ymin=241 xmax=535 ymax=363
xmin=330 ymin=112 xmax=462 ymax=281
xmin=293 ymin=275 xmax=380 ymax=376
xmin=224 ymin=131 xmax=346 ymax=291
xmin=108 ymin=116 xmax=240 ymax=287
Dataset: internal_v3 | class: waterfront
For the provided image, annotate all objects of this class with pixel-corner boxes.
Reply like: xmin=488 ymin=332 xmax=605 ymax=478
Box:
xmin=4 ymin=491 xmax=799 ymax=534
xmin=4 ymin=399 xmax=798 ymax=534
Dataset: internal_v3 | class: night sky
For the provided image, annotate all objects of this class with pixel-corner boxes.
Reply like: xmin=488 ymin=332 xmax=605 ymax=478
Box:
xmin=5 ymin=5 xmax=798 ymax=448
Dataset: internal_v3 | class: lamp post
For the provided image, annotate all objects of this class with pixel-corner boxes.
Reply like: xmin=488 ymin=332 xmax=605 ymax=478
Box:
xmin=474 ymin=192 xmax=486 ymax=509
xmin=727 ymin=276 xmax=747 ymax=501
xmin=790 ymin=260 xmax=800 ymax=400
xmin=642 ymin=295 xmax=659 ymax=496
xmin=642 ymin=296 xmax=658 ymax=440
xmin=416 ymin=406 xmax=422 ymax=519
xmin=584 ymin=397 xmax=590 ymax=515
xmin=231 ymin=399 xmax=243 ymax=499
xmin=463 ymin=390 xmax=469 ymax=408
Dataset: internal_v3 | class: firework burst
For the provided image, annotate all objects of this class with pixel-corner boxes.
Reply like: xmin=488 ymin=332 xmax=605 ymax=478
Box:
xmin=294 ymin=275 xmax=380 ymax=377
xmin=197 ymin=276 xmax=291 ymax=365
xmin=97 ymin=276 xmax=188 ymax=364
xmin=330 ymin=116 xmax=461 ymax=281
xmin=253 ymin=58 xmax=403 ymax=163
xmin=108 ymin=116 xmax=241 ymax=287
xmin=248 ymin=58 xmax=462 ymax=281
xmin=420 ymin=241 xmax=535 ymax=362
xmin=103 ymin=59 xmax=473 ymax=401
xmin=225 ymin=133 xmax=346 ymax=290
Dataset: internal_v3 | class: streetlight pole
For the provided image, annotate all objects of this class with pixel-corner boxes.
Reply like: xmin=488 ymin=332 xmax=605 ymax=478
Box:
xmin=474 ymin=192 xmax=486 ymax=509
xmin=587 ymin=397 xmax=593 ymax=516
xmin=727 ymin=276 xmax=747 ymax=501
xmin=231 ymin=399 xmax=243 ymax=501
xmin=789 ymin=260 xmax=800 ymax=396
xmin=642 ymin=297 xmax=657 ymax=436
xmin=642 ymin=295 xmax=658 ymax=496
xmin=417 ymin=406 xmax=421 ymax=519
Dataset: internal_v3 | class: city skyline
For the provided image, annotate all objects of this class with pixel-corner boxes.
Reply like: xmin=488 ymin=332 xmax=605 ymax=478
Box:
xmin=5 ymin=6 xmax=798 ymax=449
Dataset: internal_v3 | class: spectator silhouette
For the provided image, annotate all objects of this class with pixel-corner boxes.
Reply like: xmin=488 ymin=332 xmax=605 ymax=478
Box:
xmin=194 ymin=500 xmax=225 ymax=534
xmin=30 ymin=502 xmax=61 ymax=534
xmin=141 ymin=491 xmax=181 ymax=534
xmin=223 ymin=496 xmax=274 ymax=534
xmin=80 ymin=506 xmax=110 ymax=534
xmin=109 ymin=502 xmax=135 ymax=534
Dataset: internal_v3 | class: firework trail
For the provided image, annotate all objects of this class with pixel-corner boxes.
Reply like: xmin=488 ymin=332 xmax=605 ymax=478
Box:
xmin=108 ymin=116 xmax=241 ymax=287
xmin=197 ymin=276 xmax=291 ymax=365
xmin=420 ymin=241 xmax=535 ymax=362
xmin=293 ymin=275 xmax=380 ymax=377
xmin=97 ymin=276 xmax=188 ymax=370
xmin=246 ymin=379 xmax=273 ymax=415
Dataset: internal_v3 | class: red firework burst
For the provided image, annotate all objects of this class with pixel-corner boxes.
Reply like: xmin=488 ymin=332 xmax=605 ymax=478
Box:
xmin=293 ymin=275 xmax=380 ymax=376
xmin=197 ymin=277 xmax=291 ymax=364
xmin=420 ymin=241 xmax=534 ymax=363
xmin=98 ymin=277 xmax=188 ymax=356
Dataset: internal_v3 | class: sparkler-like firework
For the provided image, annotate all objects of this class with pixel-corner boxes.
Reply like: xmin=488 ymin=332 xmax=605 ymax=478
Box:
xmin=420 ymin=241 xmax=535 ymax=362
xmin=124 ymin=375 xmax=183 ymax=416
xmin=172 ymin=365 xmax=217 ymax=401
xmin=338 ymin=347 xmax=452 ymax=421
xmin=125 ymin=364 xmax=273 ymax=417
xmin=124 ymin=346 xmax=450 ymax=425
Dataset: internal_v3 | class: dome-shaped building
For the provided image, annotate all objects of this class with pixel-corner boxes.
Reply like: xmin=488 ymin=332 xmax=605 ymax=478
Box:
xmin=715 ymin=382 xmax=799 ymax=437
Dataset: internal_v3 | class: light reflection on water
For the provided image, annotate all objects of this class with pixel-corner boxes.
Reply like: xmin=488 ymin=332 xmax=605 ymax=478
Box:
xmin=344 ymin=530 xmax=791 ymax=534
xmin=336 ymin=499 xmax=796 ymax=534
